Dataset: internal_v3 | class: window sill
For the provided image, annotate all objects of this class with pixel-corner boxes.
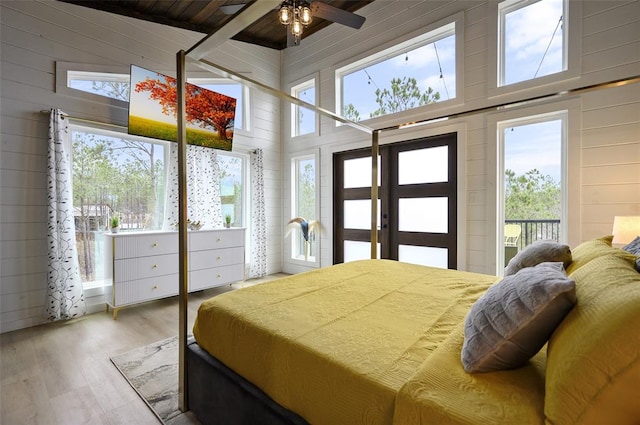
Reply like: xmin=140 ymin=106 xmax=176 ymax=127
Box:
xmin=82 ymin=280 xmax=109 ymax=297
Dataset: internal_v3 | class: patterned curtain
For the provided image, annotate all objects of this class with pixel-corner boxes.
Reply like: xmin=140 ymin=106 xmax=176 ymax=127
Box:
xmin=164 ymin=144 xmax=222 ymax=229
xmin=46 ymin=109 xmax=87 ymax=321
xmin=249 ymin=149 xmax=267 ymax=278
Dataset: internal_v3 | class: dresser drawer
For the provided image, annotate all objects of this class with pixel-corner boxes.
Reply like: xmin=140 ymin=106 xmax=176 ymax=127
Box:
xmin=113 ymin=233 xmax=177 ymax=259
xmin=114 ymin=253 xmax=178 ymax=282
xmin=189 ymin=246 xmax=244 ymax=271
xmin=189 ymin=263 xmax=244 ymax=292
xmin=114 ymin=274 xmax=178 ymax=306
xmin=189 ymin=229 xmax=244 ymax=251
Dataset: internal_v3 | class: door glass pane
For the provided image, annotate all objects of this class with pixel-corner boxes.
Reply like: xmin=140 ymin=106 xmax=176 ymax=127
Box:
xmin=344 ymin=241 xmax=381 ymax=262
xmin=399 ymin=245 xmax=448 ymax=268
xmin=399 ymin=197 xmax=448 ymax=233
xmin=399 ymin=146 xmax=448 ymax=184
xmin=344 ymin=156 xmax=381 ymax=188
xmin=344 ymin=199 xmax=380 ymax=230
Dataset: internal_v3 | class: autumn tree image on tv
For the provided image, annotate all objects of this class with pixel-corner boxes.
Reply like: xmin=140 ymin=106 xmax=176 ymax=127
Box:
xmin=128 ymin=65 xmax=236 ymax=150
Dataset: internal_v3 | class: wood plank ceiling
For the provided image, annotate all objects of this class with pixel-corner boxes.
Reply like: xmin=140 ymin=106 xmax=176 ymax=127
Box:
xmin=55 ymin=0 xmax=374 ymax=50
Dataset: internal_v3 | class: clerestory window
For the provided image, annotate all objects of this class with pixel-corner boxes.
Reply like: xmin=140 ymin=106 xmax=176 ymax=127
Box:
xmin=336 ymin=20 xmax=457 ymax=122
xmin=498 ymin=0 xmax=567 ymax=86
xmin=291 ymin=78 xmax=317 ymax=137
xmin=61 ymin=65 xmax=248 ymax=130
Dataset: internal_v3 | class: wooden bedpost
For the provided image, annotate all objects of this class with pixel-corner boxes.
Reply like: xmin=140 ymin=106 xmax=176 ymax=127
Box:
xmin=177 ymin=49 xmax=189 ymax=412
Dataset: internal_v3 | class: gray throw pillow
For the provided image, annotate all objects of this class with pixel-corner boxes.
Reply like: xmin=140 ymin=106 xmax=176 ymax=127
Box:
xmin=504 ymin=240 xmax=572 ymax=276
xmin=461 ymin=262 xmax=576 ymax=373
xmin=622 ymin=236 xmax=640 ymax=271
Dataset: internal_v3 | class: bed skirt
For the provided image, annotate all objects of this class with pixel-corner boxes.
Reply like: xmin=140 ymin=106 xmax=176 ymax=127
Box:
xmin=187 ymin=338 xmax=309 ymax=425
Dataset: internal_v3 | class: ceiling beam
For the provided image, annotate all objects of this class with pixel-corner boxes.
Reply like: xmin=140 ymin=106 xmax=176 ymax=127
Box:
xmin=186 ymin=0 xmax=281 ymax=59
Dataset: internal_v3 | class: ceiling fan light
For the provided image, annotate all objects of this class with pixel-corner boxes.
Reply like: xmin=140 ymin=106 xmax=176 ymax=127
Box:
xmin=300 ymin=6 xmax=312 ymax=25
xmin=279 ymin=4 xmax=292 ymax=25
xmin=291 ymin=18 xmax=303 ymax=37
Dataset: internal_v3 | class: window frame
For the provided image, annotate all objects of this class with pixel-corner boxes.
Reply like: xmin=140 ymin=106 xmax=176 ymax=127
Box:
xmin=290 ymin=75 xmax=319 ymax=138
xmin=217 ymin=150 xmax=250 ymax=230
xmin=289 ymin=149 xmax=320 ymax=267
xmin=68 ymin=122 xmax=253 ymax=289
xmin=334 ymin=13 xmax=463 ymax=126
xmin=489 ymin=0 xmax=582 ymax=96
xmin=487 ymin=98 xmax=580 ymax=275
xmin=56 ymin=62 xmax=252 ymax=133
xmin=56 ymin=62 xmax=130 ymax=109
xmin=68 ymin=121 xmax=172 ymax=290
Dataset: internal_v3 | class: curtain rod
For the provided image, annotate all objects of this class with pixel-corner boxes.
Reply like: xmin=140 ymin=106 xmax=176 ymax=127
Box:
xmin=40 ymin=109 xmax=127 ymax=130
xmin=41 ymin=109 xmax=260 ymax=155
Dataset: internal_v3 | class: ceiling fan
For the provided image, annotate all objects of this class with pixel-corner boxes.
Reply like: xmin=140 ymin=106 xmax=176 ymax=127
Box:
xmin=220 ymin=1 xmax=366 ymax=47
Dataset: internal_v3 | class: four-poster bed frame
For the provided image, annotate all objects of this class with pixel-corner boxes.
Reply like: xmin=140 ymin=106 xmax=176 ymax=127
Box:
xmin=174 ymin=2 xmax=640 ymax=419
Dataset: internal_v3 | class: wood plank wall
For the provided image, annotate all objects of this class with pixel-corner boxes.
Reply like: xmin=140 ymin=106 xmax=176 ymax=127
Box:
xmin=280 ymin=0 xmax=640 ymax=275
xmin=0 ymin=0 xmax=283 ymax=333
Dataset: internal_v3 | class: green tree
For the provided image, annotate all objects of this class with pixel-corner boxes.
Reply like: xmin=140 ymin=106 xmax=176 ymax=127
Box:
xmin=72 ymin=132 xmax=165 ymax=281
xmin=73 ymin=134 xmax=120 ymax=280
xmin=504 ymin=169 xmax=560 ymax=220
xmin=298 ymin=161 xmax=316 ymax=221
xmin=218 ymin=155 xmax=242 ymax=224
xmin=91 ymin=81 xmax=130 ymax=101
xmin=370 ymin=77 xmax=440 ymax=118
xmin=343 ymin=103 xmax=361 ymax=122
xmin=110 ymin=140 xmax=162 ymax=229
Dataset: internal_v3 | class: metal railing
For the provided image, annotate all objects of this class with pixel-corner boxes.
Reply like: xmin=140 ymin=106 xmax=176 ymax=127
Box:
xmin=505 ymin=219 xmax=561 ymax=251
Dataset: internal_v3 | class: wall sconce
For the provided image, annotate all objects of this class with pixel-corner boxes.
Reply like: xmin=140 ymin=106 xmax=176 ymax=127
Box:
xmin=612 ymin=215 xmax=640 ymax=246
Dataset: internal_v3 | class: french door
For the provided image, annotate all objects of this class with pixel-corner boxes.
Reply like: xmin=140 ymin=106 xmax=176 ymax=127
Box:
xmin=333 ymin=133 xmax=457 ymax=269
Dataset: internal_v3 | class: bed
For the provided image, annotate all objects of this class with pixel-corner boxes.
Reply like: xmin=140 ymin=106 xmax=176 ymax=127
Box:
xmin=190 ymin=259 xmax=500 ymax=425
xmin=188 ymin=237 xmax=640 ymax=425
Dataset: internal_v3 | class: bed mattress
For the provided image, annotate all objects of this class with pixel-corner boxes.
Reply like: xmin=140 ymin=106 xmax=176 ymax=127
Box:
xmin=193 ymin=259 xmax=498 ymax=425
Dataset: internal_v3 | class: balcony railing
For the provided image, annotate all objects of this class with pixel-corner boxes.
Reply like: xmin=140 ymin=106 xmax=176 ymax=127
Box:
xmin=505 ymin=219 xmax=561 ymax=251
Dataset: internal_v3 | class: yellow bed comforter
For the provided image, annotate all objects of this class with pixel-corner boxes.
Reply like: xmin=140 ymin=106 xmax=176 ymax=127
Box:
xmin=193 ymin=259 xmax=504 ymax=425
xmin=393 ymin=323 xmax=546 ymax=425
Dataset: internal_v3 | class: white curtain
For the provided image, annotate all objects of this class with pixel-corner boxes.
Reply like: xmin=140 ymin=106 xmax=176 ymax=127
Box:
xmin=164 ymin=144 xmax=223 ymax=230
xmin=249 ymin=149 xmax=267 ymax=278
xmin=46 ymin=109 xmax=87 ymax=321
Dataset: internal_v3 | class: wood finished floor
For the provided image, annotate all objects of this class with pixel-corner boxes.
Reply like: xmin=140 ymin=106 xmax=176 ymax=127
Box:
xmin=0 ymin=274 xmax=288 ymax=425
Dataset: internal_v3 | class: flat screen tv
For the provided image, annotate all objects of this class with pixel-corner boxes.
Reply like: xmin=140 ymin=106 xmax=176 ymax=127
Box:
xmin=128 ymin=65 xmax=236 ymax=151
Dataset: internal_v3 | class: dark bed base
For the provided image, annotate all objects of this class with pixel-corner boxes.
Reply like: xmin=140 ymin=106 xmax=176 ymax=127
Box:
xmin=187 ymin=338 xmax=309 ymax=425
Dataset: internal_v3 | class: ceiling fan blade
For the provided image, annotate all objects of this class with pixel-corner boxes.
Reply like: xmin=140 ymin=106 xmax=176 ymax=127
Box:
xmin=219 ymin=4 xmax=248 ymax=15
xmin=310 ymin=1 xmax=366 ymax=29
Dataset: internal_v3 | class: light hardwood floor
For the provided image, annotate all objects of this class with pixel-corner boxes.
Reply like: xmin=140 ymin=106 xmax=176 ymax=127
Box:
xmin=1 ymin=274 xmax=287 ymax=425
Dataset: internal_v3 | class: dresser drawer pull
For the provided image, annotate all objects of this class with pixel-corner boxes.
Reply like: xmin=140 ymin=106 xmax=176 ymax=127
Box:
xmin=216 ymin=237 xmax=222 ymax=242
xmin=152 ymin=285 xmax=158 ymax=290
xmin=153 ymin=242 xmax=158 ymax=247
xmin=153 ymin=264 xmax=158 ymax=268
xmin=217 ymin=274 xmax=222 ymax=278
xmin=217 ymin=256 xmax=222 ymax=260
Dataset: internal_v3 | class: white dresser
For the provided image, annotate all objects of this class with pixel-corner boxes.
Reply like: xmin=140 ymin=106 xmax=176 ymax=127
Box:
xmin=104 ymin=228 xmax=245 ymax=319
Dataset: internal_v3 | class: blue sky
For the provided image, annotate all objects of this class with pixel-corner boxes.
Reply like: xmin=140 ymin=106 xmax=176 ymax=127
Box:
xmin=504 ymin=120 xmax=562 ymax=182
xmin=343 ymin=34 xmax=456 ymax=119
